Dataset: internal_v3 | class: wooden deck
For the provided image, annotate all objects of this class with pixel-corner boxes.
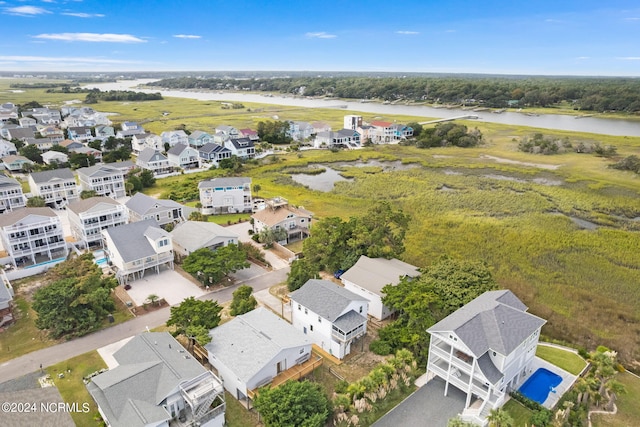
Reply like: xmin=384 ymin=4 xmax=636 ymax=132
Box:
xmin=312 ymin=343 xmax=342 ymax=365
xmin=247 ymin=354 xmax=323 ymax=399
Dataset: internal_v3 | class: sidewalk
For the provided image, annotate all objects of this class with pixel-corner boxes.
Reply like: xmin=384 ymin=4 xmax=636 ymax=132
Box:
xmin=253 ymin=288 xmax=291 ymax=322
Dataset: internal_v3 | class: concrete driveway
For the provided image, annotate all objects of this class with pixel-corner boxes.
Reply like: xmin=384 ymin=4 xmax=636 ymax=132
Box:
xmin=226 ymin=222 xmax=290 ymax=270
xmin=125 ymin=268 xmax=205 ymax=306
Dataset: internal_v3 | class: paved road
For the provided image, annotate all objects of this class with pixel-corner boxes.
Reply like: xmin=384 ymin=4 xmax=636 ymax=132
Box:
xmin=0 ymin=266 xmax=289 ymax=384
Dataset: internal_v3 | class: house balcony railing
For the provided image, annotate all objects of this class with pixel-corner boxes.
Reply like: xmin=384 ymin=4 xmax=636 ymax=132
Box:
xmin=331 ymin=324 xmax=365 ymax=343
xmin=247 ymin=354 xmax=323 ymax=400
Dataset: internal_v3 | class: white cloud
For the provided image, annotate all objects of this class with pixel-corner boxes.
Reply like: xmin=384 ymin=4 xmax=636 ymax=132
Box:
xmin=173 ymin=34 xmax=201 ymax=39
xmin=445 ymin=29 xmax=457 ymax=33
xmin=616 ymin=57 xmax=640 ymax=60
xmin=396 ymin=31 xmax=419 ymax=35
xmin=545 ymin=18 xmax=563 ymax=23
xmin=305 ymin=32 xmax=337 ymax=39
xmin=33 ymin=33 xmax=146 ymax=43
xmin=624 ymin=17 xmax=640 ymax=21
xmin=61 ymin=12 xmax=105 ymax=18
xmin=576 ymin=56 xmax=590 ymax=60
xmin=4 ymin=6 xmax=51 ymax=16
xmin=0 ymin=55 xmax=141 ymax=64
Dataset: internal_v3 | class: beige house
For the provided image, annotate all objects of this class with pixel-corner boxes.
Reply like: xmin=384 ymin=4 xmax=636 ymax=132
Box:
xmin=251 ymin=197 xmax=312 ymax=244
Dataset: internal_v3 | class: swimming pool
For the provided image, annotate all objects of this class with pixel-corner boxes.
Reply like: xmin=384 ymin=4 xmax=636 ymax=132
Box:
xmin=92 ymin=250 xmax=108 ymax=266
xmin=519 ymin=368 xmax=562 ymax=404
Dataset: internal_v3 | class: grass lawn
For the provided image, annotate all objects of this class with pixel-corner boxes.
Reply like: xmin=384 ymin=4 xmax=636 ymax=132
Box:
xmin=46 ymin=351 xmax=107 ymax=427
xmin=503 ymin=399 xmax=534 ymax=426
xmin=536 ymin=345 xmax=587 ymax=375
xmin=224 ymin=391 xmax=260 ymax=427
xmin=207 ymin=213 xmax=252 ymax=225
xmin=592 ymin=371 xmax=640 ymax=427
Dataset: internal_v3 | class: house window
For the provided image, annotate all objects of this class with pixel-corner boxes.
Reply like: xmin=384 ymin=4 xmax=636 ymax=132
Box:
xmin=359 ymin=306 xmax=363 ymax=313
xmin=304 ymin=308 xmax=308 ymax=315
xmin=298 ymin=304 xmax=301 ymax=311
xmin=299 ymin=348 xmax=304 ymax=354
xmin=493 ymin=351 xmax=497 ymax=357
xmin=310 ymin=325 xmax=313 ymax=332
xmin=318 ymin=316 xmax=321 ymax=323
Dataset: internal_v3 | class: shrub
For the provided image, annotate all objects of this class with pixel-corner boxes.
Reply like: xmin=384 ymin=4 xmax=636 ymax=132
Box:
xmin=335 ymin=380 xmax=349 ymax=394
xmin=369 ymin=339 xmax=392 ymax=355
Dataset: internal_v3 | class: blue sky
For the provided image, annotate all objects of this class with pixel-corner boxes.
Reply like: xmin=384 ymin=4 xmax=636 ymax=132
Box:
xmin=0 ymin=0 xmax=639 ymax=76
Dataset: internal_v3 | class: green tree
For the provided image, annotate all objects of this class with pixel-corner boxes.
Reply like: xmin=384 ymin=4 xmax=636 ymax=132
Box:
xmin=166 ymin=296 xmax=222 ymax=336
xmin=146 ymin=294 xmax=160 ymax=306
xmin=487 ymin=408 xmax=514 ymax=427
xmin=258 ymin=227 xmax=287 ymax=247
xmin=287 ymin=258 xmax=319 ymax=292
xmin=253 ymin=380 xmax=330 ymax=427
xmin=32 ymin=255 xmax=116 ymax=339
xmin=139 ymin=169 xmax=156 ymax=187
xmin=80 ymin=190 xmax=97 ymax=199
xmin=185 ymin=324 xmax=212 ymax=348
xmin=48 ymin=144 xmax=69 ymax=154
xmin=252 ymin=183 xmax=261 ymax=197
xmin=26 ymin=196 xmax=46 ymax=207
xmin=448 ymin=417 xmax=477 ymax=427
xmin=188 ymin=211 xmax=208 ymax=222
xmin=19 ymin=144 xmax=43 ymax=163
xmin=229 ymin=285 xmax=257 ymax=316
xmin=182 ymin=245 xmax=249 ymax=285
xmin=69 ymin=152 xmax=96 ymax=169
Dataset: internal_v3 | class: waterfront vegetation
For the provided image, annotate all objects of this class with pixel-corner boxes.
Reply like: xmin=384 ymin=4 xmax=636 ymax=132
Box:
xmin=536 ymin=346 xmax=587 ymax=376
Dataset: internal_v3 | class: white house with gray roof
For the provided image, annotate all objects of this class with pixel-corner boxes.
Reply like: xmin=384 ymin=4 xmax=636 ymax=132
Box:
xmin=28 ymin=168 xmax=79 ymax=209
xmin=161 ymin=130 xmax=189 ymax=147
xmin=289 ymin=279 xmax=368 ymax=360
xmin=67 ymin=197 xmax=128 ymax=248
xmin=125 ymin=193 xmax=186 ymax=227
xmin=87 ymin=332 xmax=225 ymax=427
xmin=77 ymin=164 xmax=126 ymax=199
xmin=426 ymin=290 xmax=546 ymax=425
xmin=205 ymin=307 xmax=314 ymax=402
xmin=198 ymin=177 xmax=252 ymax=215
xmin=0 ymin=175 xmax=26 ymax=214
xmin=170 ymin=221 xmax=239 ymax=259
xmin=135 ymin=147 xmax=172 ymax=175
xmin=167 ymin=143 xmax=200 ymax=170
xmin=102 ymin=219 xmax=173 ymax=285
xmin=341 ymin=255 xmax=420 ymax=320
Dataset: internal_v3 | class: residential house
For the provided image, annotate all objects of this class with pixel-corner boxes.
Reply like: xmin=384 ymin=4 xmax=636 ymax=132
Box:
xmin=107 ymin=160 xmax=137 ymax=177
xmin=131 ymin=133 xmax=162 ymax=154
xmin=18 ymin=117 xmax=37 ymax=128
xmin=0 ymin=103 xmax=18 ymax=122
xmin=23 ymin=107 xmax=61 ymax=125
xmin=6 ymin=127 xmax=35 ymax=142
xmin=136 ymin=148 xmax=172 ymax=175
xmin=102 ymin=219 xmax=173 ymax=285
xmin=215 ymin=125 xmax=240 ymax=140
xmin=115 ymin=122 xmax=145 ymax=138
xmin=28 ymin=168 xmax=79 ymax=209
xmin=167 ymin=143 xmax=200 ymax=170
xmin=239 ymin=128 xmax=259 ymax=142
xmin=223 ymin=137 xmax=255 ymax=159
xmin=94 ymin=125 xmax=115 ymax=140
xmin=312 ymin=121 xmax=332 ymax=134
xmin=24 ymin=137 xmax=56 ymax=151
xmin=161 ymin=130 xmax=189 ymax=147
xmin=289 ymin=279 xmax=368 ymax=360
xmin=344 ymin=115 xmax=363 ymax=130
xmin=77 ymin=164 xmax=126 ymax=199
xmin=1 ymin=155 xmax=34 ymax=172
xmin=67 ymin=126 xmax=94 ymax=143
xmin=62 ymin=107 xmax=111 ymax=128
xmin=205 ymin=307 xmax=317 ymax=403
xmin=357 ymin=125 xmax=375 ymax=144
xmin=58 ymin=139 xmax=84 ymax=151
xmin=0 ymin=272 xmax=15 ymax=328
xmin=314 ymin=129 xmax=361 ymax=149
xmin=41 ymin=150 xmax=69 ymax=166
xmin=198 ymin=143 xmax=231 ymax=166
xmin=426 ymin=290 xmax=546 ymax=425
xmin=0 ymin=207 xmax=68 ymax=268
xmin=70 ymin=145 xmax=103 ymax=162
xmin=0 ymin=139 xmax=17 ymax=158
xmin=287 ymin=121 xmax=315 ymax=142
xmin=87 ymin=332 xmax=225 ymax=427
xmin=391 ymin=123 xmax=414 ymax=139
xmin=67 ymin=197 xmax=129 ymax=249
xmin=170 ymin=221 xmax=239 ymax=259
xmin=188 ymin=130 xmax=213 ymax=148
xmin=341 ymin=255 xmax=420 ymax=320
xmin=251 ymin=197 xmax=312 ymax=244
xmin=0 ymin=176 xmax=26 ymax=213
xmin=125 ymin=192 xmax=186 ymax=227
xmin=198 ymin=177 xmax=252 ymax=215
xmin=0 ymin=123 xmax=20 ymax=140
xmin=370 ymin=121 xmax=395 ymax=143
xmin=37 ymin=125 xmax=65 ymax=144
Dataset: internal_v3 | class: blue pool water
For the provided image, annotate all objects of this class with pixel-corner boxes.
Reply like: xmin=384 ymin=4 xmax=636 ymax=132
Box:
xmin=519 ymin=368 xmax=562 ymax=404
xmin=93 ymin=250 xmax=108 ymax=266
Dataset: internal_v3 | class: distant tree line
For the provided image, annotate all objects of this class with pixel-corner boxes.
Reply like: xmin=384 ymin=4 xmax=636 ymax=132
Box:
xmin=516 ymin=133 xmax=617 ymax=156
xmin=148 ymin=76 xmax=640 ymax=112
xmin=84 ymin=89 xmax=163 ymax=104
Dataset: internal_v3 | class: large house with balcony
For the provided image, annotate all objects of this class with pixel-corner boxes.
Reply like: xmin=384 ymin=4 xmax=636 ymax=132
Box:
xmin=136 ymin=148 xmax=172 ymax=175
xmin=0 ymin=176 xmax=26 ymax=213
xmin=223 ymin=138 xmax=255 ymax=159
xmin=188 ymin=130 xmax=213 ymax=148
xmin=426 ymin=290 xmax=546 ymax=425
xmin=205 ymin=307 xmax=318 ymax=405
xmin=198 ymin=177 xmax=252 ymax=215
xmin=102 ymin=219 xmax=174 ymax=285
xmin=87 ymin=332 xmax=225 ymax=427
xmin=28 ymin=168 xmax=79 ymax=209
xmin=125 ymin=192 xmax=186 ymax=227
xmin=67 ymin=197 xmax=129 ymax=249
xmin=167 ymin=143 xmax=200 ymax=170
xmin=170 ymin=221 xmax=239 ymax=259
xmin=0 ymin=207 xmax=68 ymax=268
xmin=77 ymin=164 xmax=126 ymax=199
xmin=161 ymin=130 xmax=189 ymax=147
xmin=198 ymin=143 xmax=232 ymax=166
xmin=289 ymin=279 xmax=368 ymax=360
xmin=251 ymin=197 xmax=312 ymax=244
xmin=131 ymin=133 xmax=162 ymax=154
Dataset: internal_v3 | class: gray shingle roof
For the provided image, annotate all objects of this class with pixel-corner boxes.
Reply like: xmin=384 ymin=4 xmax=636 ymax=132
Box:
xmin=0 ymin=207 xmax=58 ymax=227
xmin=334 ymin=310 xmax=367 ymax=333
xmin=205 ymin=307 xmax=310 ymax=384
xmin=103 ymin=219 xmax=168 ymax=263
xmin=29 ymin=168 xmax=75 ymax=183
xmin=67 ymin=196 xmax=121 ymax=215
xmin=170 ymin=221 xmax=239 ymax=253
xmin=77 ymin=164 xmax=121 ymax=178
xmin=137 ymin=147 xmax=166 ymax=164
xmin=198 ymin=142 xmax=230 ymax=155
xmin=166 ymin=143 xmax=188 ymax=156
xmin=289 ymin=279 xmax=367 ymax=322
xmin=0 ymin=175 xmax=20 ymax=189
xmin=427 ymin=290 xmax=546 ymax=358
xmin=198 ymin=177 xmax=251 ymax=189
xmin=125 ymin=192 xmax=183 ymax=216
xmin=87 ymin=332 xmax=209 ymax=427
xmin=341 ymin=256 xmax=420 ymax=296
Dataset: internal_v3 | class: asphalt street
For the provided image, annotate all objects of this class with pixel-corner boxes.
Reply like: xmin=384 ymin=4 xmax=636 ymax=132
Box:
xmin=0 ymin=266 xmax=289 ymax=384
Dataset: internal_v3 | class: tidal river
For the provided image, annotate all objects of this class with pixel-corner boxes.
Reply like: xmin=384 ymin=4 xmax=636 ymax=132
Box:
xmin=85 ymin=79 xmax=640 ymax=137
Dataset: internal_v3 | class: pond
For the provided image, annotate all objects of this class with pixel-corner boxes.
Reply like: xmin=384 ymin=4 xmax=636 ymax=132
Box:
xmin=291 ymin=166 xmax=353 ymax=191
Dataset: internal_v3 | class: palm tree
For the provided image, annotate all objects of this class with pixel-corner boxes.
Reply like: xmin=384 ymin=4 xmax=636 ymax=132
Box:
xmin=147 ymin=294 xmax=160 ymax=306
xmin=487 ymin=408 xmax=514 ymax=427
